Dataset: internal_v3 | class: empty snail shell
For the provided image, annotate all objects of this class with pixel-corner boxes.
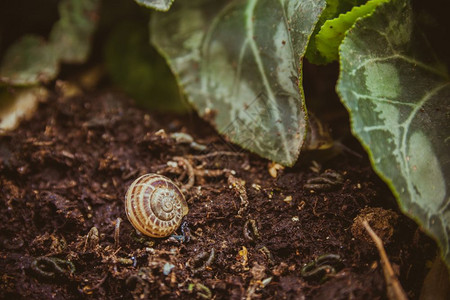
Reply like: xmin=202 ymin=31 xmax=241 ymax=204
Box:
xmin=125 ymin=174 xmax=188 ymax=238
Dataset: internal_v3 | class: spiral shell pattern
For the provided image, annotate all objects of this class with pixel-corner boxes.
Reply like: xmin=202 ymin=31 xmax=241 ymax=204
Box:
xmin=125 ymin=174 xmax=188 ymax=237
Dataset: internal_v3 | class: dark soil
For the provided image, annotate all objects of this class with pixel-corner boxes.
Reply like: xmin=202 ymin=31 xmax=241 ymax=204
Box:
xmin=0 ymin=90 xmax=437 ymax=299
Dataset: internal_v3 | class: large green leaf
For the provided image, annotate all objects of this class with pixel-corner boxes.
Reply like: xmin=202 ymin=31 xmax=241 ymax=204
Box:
xmin=152 ymin=0 xmax=326 ymax=166
xmin=0 ymin=0 xmax=100 ymax=86
xmin=337 ymin=0 xmax=450 ymax=265
xmin=134 ymin=0 xmax=174 ymax=11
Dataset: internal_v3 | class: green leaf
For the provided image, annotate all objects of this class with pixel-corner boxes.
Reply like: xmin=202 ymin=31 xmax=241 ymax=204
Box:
xmin=50 ymin=0 xmax=100 ymax=63
xmin=152 ymin=0 xmax=326 ymax=166
xmin=0 ymin=0 xmax=100 ymax=86
xmin=306 ymin=0 xmax=366 ymax=64
xmin=337 ymin=0 xmax=450 ymax=266
xmin=316 ymin=0 xmax=388 ymax=63
xmin=134 ymin=0 xmax=175 ymax=12
xmin=0 ymin=36 xmax=59 ymax=85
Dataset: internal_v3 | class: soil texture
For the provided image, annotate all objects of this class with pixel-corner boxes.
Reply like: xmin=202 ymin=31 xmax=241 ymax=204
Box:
xmin=0 ymin=90 xmax=437 ymax=299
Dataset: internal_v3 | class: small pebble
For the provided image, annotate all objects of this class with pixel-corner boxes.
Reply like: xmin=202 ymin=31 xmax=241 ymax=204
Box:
xmin=163 ymin=263 xmax=175 ymax=275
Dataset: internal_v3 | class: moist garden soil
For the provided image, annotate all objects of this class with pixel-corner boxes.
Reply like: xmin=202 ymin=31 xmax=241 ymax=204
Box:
xmin=0 ymin=89 xmax=437 ymax=299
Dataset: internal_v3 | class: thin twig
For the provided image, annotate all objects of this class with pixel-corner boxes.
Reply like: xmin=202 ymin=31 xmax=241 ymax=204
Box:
xmin=189 ymin=151 xmax=246 ymax=160
xmin=363 ymin=220 xmax=408 ymax=300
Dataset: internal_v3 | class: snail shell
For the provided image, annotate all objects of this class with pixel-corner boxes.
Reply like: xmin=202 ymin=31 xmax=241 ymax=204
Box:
xmin=125 ymin=174 xmax=188 ymax=238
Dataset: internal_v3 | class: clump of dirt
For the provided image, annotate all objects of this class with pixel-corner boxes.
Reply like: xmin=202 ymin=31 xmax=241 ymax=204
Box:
xmin=352 ymin=207 xmax=399 ymax=245
xmin=0 ymin=90 xmax=437 ymax=299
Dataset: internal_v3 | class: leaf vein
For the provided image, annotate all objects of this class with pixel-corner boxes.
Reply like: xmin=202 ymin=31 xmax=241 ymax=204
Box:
xmin=351 ymin=91 xmax=416 ymax=106
xmin=246 ymin=0 xmax=291 ymax=161
xmin=351 ymin=54 xmax=447 ymax=78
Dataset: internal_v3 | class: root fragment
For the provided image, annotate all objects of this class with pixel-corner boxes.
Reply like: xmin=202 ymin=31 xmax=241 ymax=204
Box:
xmin=173 ymin=156 xmax=195 ymax=191
xmin=228 ymin=174 xmax=248 ymax=217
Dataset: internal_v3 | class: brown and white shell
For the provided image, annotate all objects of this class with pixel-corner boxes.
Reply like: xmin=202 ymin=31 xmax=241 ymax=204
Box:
xmin=125 ymin=174 xmax=188 ymax=238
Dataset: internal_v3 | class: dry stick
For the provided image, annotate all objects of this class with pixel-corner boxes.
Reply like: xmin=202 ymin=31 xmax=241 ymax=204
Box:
xmin=363 ymin=220 xmax=408 ymax=300
xmin=189 ymin=151 xmax=246 ymax=160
